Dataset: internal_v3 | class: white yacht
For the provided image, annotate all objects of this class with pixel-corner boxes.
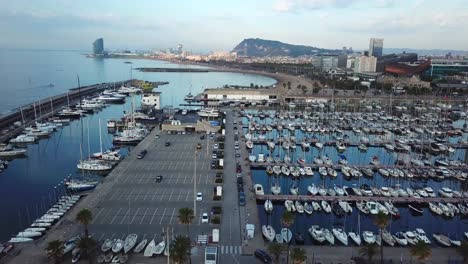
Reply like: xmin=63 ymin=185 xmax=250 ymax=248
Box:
xmin=332 ymin=228 xmax=348 ymax=246
xmin=309 ymin=225 xmax=326 ymax=244
xmin=77 ymin=159 xmax=112 ymax=171
xmin=197 ymin=108 xmax=219 ymax=118
xmin=262 ymin=225 xmax=276 ymax=242
xmin=362 ymin=231 xmax=376 ymax=244
xmin=415 ymin=228 xmax=431 ymax=244
xmin=349 ymin=231 xmax=361 ymax=246
xmin=254 ymin=184 xmax=264 ymax=195
xmin=264 ymin=200 xmax=273 ymax=213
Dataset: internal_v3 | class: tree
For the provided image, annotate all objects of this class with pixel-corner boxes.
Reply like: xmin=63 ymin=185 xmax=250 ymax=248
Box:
xmin=46 ymin=240 xmax=64 ymax=264
xmin=456 ymin=241 xmax=468 ymax=263
xmin=281 ymin=210 xmax=295 ymax=228
xmin=76 ymin=208 xmax=92 ymax=238
xmin=287 ymin=81 xmax=291 ymax=89
xmin=77 ymin=236 xmax=97 ymax=264
xmin=359 ymin=244 xmax=377 ymax=263
xmin=170 ymin=235 xmax=191 ymax=264
xmin=282 ymin=83 xmax=286 ymax=89
xmin=409 ymin=240 xmax=431 ymax=263
xmin=374 ymin=211 xmax=389 ymax=264
xmin=282 ymin=210 xmax=295 ymax=264
xmin=178 ymin=207 xmax=195 ymax=238
xmin=290 ymin=247 xmax=306 ymax=264
xmin=267 ymin=242 xmax=285 ymax=264
xmin=250 ymin=83 xmax=254 ymax=88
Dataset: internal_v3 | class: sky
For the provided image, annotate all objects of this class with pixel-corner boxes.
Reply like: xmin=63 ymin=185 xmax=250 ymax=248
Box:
xmin=0 ymin=0 xmax=467 ymax=52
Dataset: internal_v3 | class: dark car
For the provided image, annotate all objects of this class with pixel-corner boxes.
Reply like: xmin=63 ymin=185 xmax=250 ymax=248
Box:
xmin=254 ymin=249 xmax=272 ymax=263
xmin=238 ymin=192 xmax=246 ymax=206
xmin=235 ymin=151 xmax=240 ymax=158
xmin=137 ymin=149 xmax=147 ymax=159
xmin=237 ymin=183 xmax=244 ymax=192
xmin=236 ymin=166 xmax=242 ymax=173
xmin=155 ymin=175 xmax=163 ymax=182
xmin=200 ymin=135 xmax=205 ymax=140
xmin=165 ymin=142 xmax=171 ymax=147
xmin=236 ymin=177 xmax=243 ymax=184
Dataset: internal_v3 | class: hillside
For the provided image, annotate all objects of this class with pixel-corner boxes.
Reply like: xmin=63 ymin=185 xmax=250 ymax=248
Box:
xmin=232 ymin=38 xmax=341 ymax=57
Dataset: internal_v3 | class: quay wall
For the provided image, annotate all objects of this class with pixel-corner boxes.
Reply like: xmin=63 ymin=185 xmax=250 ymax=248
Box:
xmin=0 ymin=80 xmax=130 ymax=143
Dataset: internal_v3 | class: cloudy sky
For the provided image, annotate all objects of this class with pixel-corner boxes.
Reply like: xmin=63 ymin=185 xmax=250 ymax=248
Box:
xmin=0 ymin=0 xmax=466 ymax=52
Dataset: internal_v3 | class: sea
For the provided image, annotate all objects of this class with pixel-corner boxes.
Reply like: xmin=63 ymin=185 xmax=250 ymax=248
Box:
xmin=0 ymin=49 xmax=276 ymax=241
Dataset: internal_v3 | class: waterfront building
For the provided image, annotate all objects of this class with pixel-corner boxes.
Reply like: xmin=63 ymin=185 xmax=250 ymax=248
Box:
xmin=369 ymin=38 xmax=384 ymax=57
xmin=354 ymin=55 xmax=377 ymax=73
xmin=93 ymin=38 xmax=104 ymax=55
xmin=202 ymin=88 xmax=277 ymax=106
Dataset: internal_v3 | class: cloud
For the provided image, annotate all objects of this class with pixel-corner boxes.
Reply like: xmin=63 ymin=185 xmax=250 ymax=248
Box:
xmin=272 ymin=0 xmax=400 ymax=12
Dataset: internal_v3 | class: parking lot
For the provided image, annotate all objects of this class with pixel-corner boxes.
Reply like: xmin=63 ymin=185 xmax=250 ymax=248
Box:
xmin=89 ymin=130 xmax=220 ymax=243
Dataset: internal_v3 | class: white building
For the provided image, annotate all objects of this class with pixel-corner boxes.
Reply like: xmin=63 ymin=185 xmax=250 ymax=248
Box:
xmin=202 ymin=88 xmax=277 ymax=106
xmin=354 ymin=55 xmax=377 ymax=73
xmin=141 ymin=92 xmax=161 ymax=109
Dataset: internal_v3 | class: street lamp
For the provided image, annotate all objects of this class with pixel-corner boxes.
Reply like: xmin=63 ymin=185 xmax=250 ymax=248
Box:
xmin=193 ymin=149 xmax=199 ymax=217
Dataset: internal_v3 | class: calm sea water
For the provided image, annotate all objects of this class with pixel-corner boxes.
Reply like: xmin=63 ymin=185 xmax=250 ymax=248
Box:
xmin=0 ymin=49 xmax=275 ymax=114
xmin=0 ymin=49 xmax=276 ymax=241
xmin=243 ymin=114 xmax=468 ymax=246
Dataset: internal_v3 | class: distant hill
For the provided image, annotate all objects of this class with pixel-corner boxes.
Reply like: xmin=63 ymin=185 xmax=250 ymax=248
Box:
xmin=232 ymin=38 xmax=341 ymax=57
xmin=384 ymin=48 xmax=468 ymax=56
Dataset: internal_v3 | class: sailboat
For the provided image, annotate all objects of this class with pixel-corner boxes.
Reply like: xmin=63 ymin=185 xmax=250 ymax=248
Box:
xmin=92 ymin=119 xmax=122 ymax=161
xmin=77 ymin=119 xmax=112 ymax=171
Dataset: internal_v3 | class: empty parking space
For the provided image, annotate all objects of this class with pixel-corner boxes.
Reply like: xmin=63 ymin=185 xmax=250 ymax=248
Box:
xmin=89 ymin=130 xmax=221 ymax=239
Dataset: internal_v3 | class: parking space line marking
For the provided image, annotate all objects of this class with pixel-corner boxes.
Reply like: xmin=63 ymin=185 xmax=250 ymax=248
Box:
xmin=110 ymin=233 xmax=116 ymax=239
xmin=110 ymin=208 xmax=122 ymax=224
xmin=134 ymin=190 xmax=140 ymax=202
xmin=130 ymin=208 xmax=140 ymax=224
xmin=169 ymin=208 xmax=176 ymax=224
xmin=143 ymin=189 xmax=150 ymax=201
xmin=185 ymin=190 xmax=190 ymax=202
xmin=177 ymin=189 xmax=182 ymax=201
xmin=159 ymin=208 xmax=167 ymax=224
xmin=151 ymin=190 xmax=157 ymax=201
xmin=120 ymin=207 xmax=131 ymax=224
xmin=159 ymin=189 xmax=166 ymax=201
xmin=168 ymin=189 xmax=174 ymax=201
xmin=149 ymin=208 xmax=159 ymax=224
xmin=98 ymin=233 xmax=105 ymax=242
xmin=92 ymin=208 xmax=105 ymax=224
xmin=140 ymin=208 xmax=149 ymax=224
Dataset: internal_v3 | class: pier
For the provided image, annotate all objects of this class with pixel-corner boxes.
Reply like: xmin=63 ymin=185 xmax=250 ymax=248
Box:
xmin=249 ymin=162 xmax=468 ymax=171
xmin=0 ymin=80 xmax=131 ymax=143
xmin=255 ymin=194 xmax=465 ymax=204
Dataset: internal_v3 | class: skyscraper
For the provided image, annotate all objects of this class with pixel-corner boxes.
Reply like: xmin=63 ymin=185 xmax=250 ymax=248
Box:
xmin=93 ymin=38 xmax=104 ymax=55
xmin=369 ymin=38 xmax=383 ymax=57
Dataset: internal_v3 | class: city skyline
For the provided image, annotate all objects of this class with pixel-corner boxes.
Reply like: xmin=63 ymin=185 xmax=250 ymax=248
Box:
xmin=0 ymin=0 xmax=467 ymax=52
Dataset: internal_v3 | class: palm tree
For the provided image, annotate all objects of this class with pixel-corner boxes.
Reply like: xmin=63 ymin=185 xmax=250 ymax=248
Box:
xmin=409 ymin=240 xmax=431 ymax=263
xmin=456 ymin=241 xmax=468 ymax=263
xmin=77 ymin=236 xmax=97 ymax=264
xmin=76 ymin=208 xmax=93 ymax=238
xmin=178 ymin=207 xmax=195 ymax=237
xmin=359 ymin=244 xmax=377 ymax=263
xmin=46 ymin=240 xmax=64 ymax=264
xmin=282 ymin=210 xmax=295 ymax=264
xmin=170 ymin=235 xmax=191 ymax=264
xmin=289 ymin=247 xmax=306 ymax=264
xmin=373 ymin=211 xmax=389 ymax=264
xmin=267 ymin=242 xmax=285 ymax=264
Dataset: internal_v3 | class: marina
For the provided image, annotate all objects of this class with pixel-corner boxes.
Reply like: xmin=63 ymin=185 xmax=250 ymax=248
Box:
xmin=239 ymin=107 xmax=468 ymax=248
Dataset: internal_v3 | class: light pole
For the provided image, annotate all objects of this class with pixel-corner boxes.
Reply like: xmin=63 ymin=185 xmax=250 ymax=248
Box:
xmin=193 ymin=149 xmax=198 ymax=217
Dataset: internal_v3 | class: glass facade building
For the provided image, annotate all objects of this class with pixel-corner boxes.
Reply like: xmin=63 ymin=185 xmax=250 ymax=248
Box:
xmin=369 ymin=38 xmax=383 ymax=57
xmin=93 ymin=38 xmax=104 ymax=55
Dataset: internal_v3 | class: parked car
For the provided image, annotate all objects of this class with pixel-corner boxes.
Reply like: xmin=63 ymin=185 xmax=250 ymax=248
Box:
xmin=137 ymin=149 xmax=147 ymax=159
xmin=155 ymin=134 xmax=160 ymax=139
xmin=235 ymin=151 xmax=240 ymax=158
xmin=196 ymin=192 xmax=203 ymax=201
xmin=201 ymin=213 xmax=209 ymax=223
xmin=165 ymin=142 xmax=171 ymax=147
xmin=197 ymin=143 xmax=202 ymax=149
xmin=213 ymin=143 xmax=219 ymax=149
xmin=200 ymin=135 xmax=205 ymax=140
xmin=254 ymin=249 xmax=272 ymax=263
xmin=155 ymin=175 xmax=163 ymax=182
xmin=238 ymin=192 xmax=246 ymax=206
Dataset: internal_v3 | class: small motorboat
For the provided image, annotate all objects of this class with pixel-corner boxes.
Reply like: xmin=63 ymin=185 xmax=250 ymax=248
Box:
xmin=332 ymin=228 xmax=348 ymax=246
xmin=349 ymin=231 xmax=361 ymax=246
xmin=433 ymin=233 xmax=451 ymax=247
xmin=281 ymin=228 xmax=292 ymax=244
xmin=393 ymin=232 xmax=408 ymax=247
xmin=123 ymin=234 xmax=138 ymax=254
xmin=262 ymin=225 xmax=276 ymax=242
xmin=309 ymin=225 xmax=326 ymax=244
xmin=112 ymin=239 xmax=124 ymax=253
xmin=101 ymin=239 xmax=113 ymax=252
xmin=154 ymin=240 xmax=166 ymax=255
xmin=362 ymin=231 xmax=376 ymax=244
xmin=264 ymin=200 xmax=273 ymax=213
xmin=133 ymin=239 xmax=148 ymax=253
xmin=144 ymin=239 xmax=156 ymax=257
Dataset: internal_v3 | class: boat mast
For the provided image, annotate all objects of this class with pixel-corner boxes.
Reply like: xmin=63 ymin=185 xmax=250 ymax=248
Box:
xmin=99 ymin=118 xmax=103 ymax=154
xmin=87 ymin=119 xmax=91 ymax=159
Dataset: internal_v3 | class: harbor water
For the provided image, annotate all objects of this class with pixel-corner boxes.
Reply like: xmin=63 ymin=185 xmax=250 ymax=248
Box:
xmin=0 ymin=49 xmax=276 ymax=241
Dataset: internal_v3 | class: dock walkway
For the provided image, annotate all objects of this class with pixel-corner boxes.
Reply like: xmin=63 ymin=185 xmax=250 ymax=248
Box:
xmin=256 ymin=194 xmax=465 ymax=204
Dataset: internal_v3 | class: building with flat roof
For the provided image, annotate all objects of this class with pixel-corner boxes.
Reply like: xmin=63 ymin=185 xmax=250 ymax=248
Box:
xmin=369 ymin=38 xmax=384 ymax=57
xmin=354 ymin=55 xmax=377 ymax=73
xmin=202 ymin=88 xmax=278 ymax=106
xmin=93 ymin=38 xmax=104 ymax=55
xmin=423 ymin=59 xmax=468 ymax=78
